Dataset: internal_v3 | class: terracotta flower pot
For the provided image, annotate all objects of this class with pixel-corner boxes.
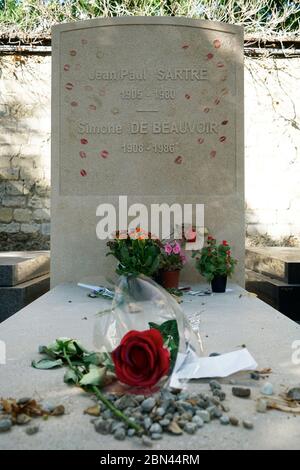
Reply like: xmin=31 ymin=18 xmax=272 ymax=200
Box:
xmin=211 ymin=275 xmax=227 ymax=293
xmin=161 ymin=270 xmax=180 ymax=289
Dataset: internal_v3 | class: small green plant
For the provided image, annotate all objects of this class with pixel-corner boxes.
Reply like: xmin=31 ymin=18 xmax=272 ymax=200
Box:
xmin=106 ymin=228 xmax=161 ymax=277
xmin=192 ymin=235 xmax=237 ymax=282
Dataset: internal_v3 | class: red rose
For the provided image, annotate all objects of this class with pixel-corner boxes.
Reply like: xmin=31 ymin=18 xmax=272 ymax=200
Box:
xmin=111 ymin=329 xmax=170 ymax=388
xmin=222 ymin=240 xmax=229 ymax=246
xmin=207 ymin=235 xmax=213 ymax=240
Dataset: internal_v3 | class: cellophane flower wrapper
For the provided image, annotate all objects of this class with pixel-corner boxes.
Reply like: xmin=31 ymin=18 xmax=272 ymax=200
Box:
xmin=94 ymin=274 xmax=202 ymax=393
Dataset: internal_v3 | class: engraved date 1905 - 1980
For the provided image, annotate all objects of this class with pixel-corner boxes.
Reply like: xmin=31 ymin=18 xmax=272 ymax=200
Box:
xmin=120 ymin=88 xmax=175 ymax=100
xmin=122 ymin=143 xmax=177 ymax=153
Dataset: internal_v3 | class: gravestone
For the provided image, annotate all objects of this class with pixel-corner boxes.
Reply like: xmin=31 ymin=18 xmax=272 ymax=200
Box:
xmin=51 ymin=17 xmax=244 ymax=286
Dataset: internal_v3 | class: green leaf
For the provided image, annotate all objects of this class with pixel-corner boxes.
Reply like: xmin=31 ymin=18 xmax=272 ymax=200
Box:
xmin=64 ymin=368 xmax=79 ymax=384
xmin=32 ymin=358 xmax=64 ymax=369
xmin=83 ymin=352 xmax=106 ymax=366
xmin=149 ymin=319 xmax=179 ymax=369
xmin=79 ymin=365 xmax=106 ymax=387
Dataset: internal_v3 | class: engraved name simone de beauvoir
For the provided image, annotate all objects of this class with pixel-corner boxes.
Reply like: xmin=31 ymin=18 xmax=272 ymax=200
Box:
xmin=88 ymin=68 xmax=208 ymax=81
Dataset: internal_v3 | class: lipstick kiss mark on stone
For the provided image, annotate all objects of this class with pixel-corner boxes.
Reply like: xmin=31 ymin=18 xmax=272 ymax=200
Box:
xmin=207 ymin=53 xmax=214 ymax=60
xmin=80 ymin=138 xmax=88 ymax=145
xmin=80 ymin=169 xmax=87 ymax=176
xmin=70 ymin=50 xmax=77 ymax=56
xmin=100 ymin=150 xmax=109 ymax=159
xmin=65 ymin=82 xmax=74 ymax=91
xmin=213 ymin=39 xmax=221 ymax=48
xmin=210 ymin=150 xmax=217 ymax=158
xmin=64 ymin=64 xmax=70 ymax=71
xmin=79 ymin=151 xmax=86 ymax=159
xmin=219 ymin=136 xmax=226 ymax=143
xmin=174 ymin=156 xmax=183 ymax=164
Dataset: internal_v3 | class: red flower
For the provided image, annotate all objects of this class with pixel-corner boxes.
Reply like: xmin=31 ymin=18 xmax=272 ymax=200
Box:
xmin=111 ymin=329 xmax=170 ymax=388
xmin=222 ymin=240 xmax=229 ymax=246
xmin=207 ymin=235 xmax=214 ymax=240
xmin=227 ymin=250 xmax=231 ymax=256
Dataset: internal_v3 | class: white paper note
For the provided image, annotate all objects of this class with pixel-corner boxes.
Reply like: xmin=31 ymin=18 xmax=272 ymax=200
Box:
xmin=170 ymin=348 xmax=257 ymax=388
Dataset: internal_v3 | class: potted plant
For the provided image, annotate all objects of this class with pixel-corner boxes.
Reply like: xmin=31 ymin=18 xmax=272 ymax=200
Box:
xmin=159 ymin=241 xmax=186 ymax=289
xmin=106 ymin=228 xmax=162 ymax=277
xmin=193 ymin=236 xmax=237 ymax=293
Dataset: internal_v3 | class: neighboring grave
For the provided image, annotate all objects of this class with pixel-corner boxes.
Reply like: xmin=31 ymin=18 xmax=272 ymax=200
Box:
xmin=51 ymin=17 xmax=244 ymax=286
xmin=0 ymin=252 xmax=50 ymax=321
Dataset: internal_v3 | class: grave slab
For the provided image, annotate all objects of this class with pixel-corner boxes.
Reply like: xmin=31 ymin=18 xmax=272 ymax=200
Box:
xmin=0 ymin=251 xmax=50 ymax=287
xmin=0 ymin=274 xmax=50 ymax=322
xmin=246 ymin=247 xmax=300 ymax=284
xmin=246 ymin=268 xmax=300 ymax=322
xmin=0 ymin=283 xmax=299 ymax=450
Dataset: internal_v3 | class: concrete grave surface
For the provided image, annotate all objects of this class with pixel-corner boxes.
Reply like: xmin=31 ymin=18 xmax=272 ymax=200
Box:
xmin=0 ymin=283 xmax=300 ymax=450
xmin=51 ymin=17 xmax=244 ymax=287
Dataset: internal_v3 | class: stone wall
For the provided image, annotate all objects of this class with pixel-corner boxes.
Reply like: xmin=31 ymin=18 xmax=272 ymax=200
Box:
xmin=0 ymin=51 xmax=299 ymax=251
xmin=0 ymin=54 xmax=51 ymax=251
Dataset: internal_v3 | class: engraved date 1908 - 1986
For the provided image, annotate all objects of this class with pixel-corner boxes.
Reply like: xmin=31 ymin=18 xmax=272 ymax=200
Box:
xmin=120 ymin=88 xmax=175 ymax=100
xmin=122 ymin=143 xmax=177 ymax=153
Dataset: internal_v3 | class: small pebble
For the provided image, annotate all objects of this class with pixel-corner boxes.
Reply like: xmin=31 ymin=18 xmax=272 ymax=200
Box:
xmin=184 ymin=422 xmax=198 ymax=434
xmin=156 ymin=407 xmax=166 ymax=417
xmin=143 ymin=417 xmax=152 ymax=430
xmin=25 ymin=425 xmax=39 ymax=436
xmin=232 ymin=387 xmax=251 ymax=398
xmin=127 ymin=428 xmax=136 ymax=437
xmin=151 ymin=433 xmax=163 ymax=440
xmin=0 ymin=419 xmax=12 ymax=432
xmin=196 ymin=410 xmax=210 ymax=423
xmin=141 ymin=397 xmax=156 ymax=412
xmin=213 ymin=389 xmax=226 ymax=401
xmin=94 ymin=418 xmax=112 ymax=435
xmin=261 ymin=382 xmax=274 ymax=396
xmin=287 ymin=388 xmax=300 ymax=401
xmin=209 ymin=380 xmax=222 ymax=391
xmin=192 ymin=415 xmax=204 ymax=428
xmin=114 ymin=428 xmax=126 ymax=441
xmin=142 ymin=435 xmax=153 ymax=447
xmin=149 ymin=423 xmax=162 ymax=434
xmin=229 ymin=416 xmax=239 ymax=427
xmin=243 ymin=420 xmax=254 ymax=430
xmin=41 ymin=402 xmax=56 ymax=413
xmin=256 ymin=399 xmax=268 ymax=413
xmin=159 ymin=419 xmax=170 ymax=427
xmin=16 ymin=414 xmax=31 ymax=425
xmin=209 ymin=352 xmax=221 ymax=357
xmin=220 ymin=416 xmax=230 ymax=425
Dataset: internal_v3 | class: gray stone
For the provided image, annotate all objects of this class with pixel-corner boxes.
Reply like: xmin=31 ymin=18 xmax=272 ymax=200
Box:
xmin=256 ymin=399 xmax=268 ymax=413
xmin=114 ymin=428 xmax=126 ymax=441
xmin=25 ymin=425 xmax=39 ymax=435
xmin=142 ymin=435 xmax=153 ymax=447
xmin=16 ymin=413 xmax=31 ymax=425
xmin=17 ymin=397 xmax=31 ymax=405
xmin=287 ymin=387 xmax=300 ymax=401
xmin=250 ymin=372 xmax=260 ymax=381
xmin=141 ymin=397 xmax=156 ymax=413
xmin=149 ymin=433 xmax=161 ymax=440
xmin=94 ymin=418 xmax=112 ymax=435
xmin=0 ymin=419 xmax=12 ymax=432
xmin=159 ymin=419 xmax=170 ymax=427
xmin=220 ymin=416 xmax=230 ymax=425
xmin=184 ymin=422 xmax=198 ymax=435
xmin=143 ymin=417 xmax=152 ymax=430
xmin=127 ymin=428 xmax=136 ymax=437
xmin=213 ymin=389 xmax=226 ymax=401
xmin=261 ymin=382 xmax=274 ymax=396
xmin=156 ymin=406 xmax=166 ymax=417
xmin=232 ymin=387 xmax=251 ymax=398
xmin=149 ymin=423 xmax=162 ymax=434
xmin=209 ymin=380 xmax=222 ymax=391
xmin=111 ymin=421 xmax=125 ymax=433
xmin=115 ymin=395 xmax=138 ymax=410
xmin=41 ymin=402 xmax=56 ymax=413
xmin=196 ymin=410 xmax=210 ymax=423
xmin=243 ymin=420 xmax=254 ymax=430
xmin=192 ymin=415 xmax=204 ymax=428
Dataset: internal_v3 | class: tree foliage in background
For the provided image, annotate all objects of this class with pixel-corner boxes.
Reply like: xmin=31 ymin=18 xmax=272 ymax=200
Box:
xmin=0 ymin=0 xmax=299 ymax=40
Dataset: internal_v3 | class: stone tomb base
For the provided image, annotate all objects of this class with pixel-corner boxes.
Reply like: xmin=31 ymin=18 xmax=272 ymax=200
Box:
xmin=246 ymin=247 xmax=300 ymax=322
xmin=0 ymin=251 xmax=50 ymax=322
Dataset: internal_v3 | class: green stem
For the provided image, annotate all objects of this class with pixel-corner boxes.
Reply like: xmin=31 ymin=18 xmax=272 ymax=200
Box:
xmin=91 ymin=385 xmax=142 ymax=434
xmin=62 ymin=347 xmax=142 ymax=434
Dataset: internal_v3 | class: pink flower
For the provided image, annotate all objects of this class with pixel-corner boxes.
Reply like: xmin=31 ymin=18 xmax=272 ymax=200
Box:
xmin=181 ymin=255 xmax=187 ymax=265
xmin=172 ymin=242 xmax=181 ymax=255
xmin=164 ymin=243 xmax=173 ymax=255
